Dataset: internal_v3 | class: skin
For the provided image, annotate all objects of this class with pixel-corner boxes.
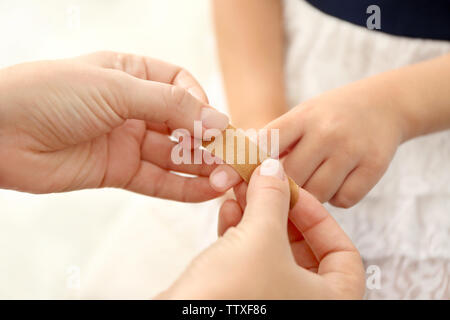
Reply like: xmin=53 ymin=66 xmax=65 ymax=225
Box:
xmin=0 ymin=51 xmax=230 ymax=201
xmin=160 ymin=159 xmax=365 ymax=299
xmin=0 ymin=53 xmax=364 ymax=299
xmin=211 ymin=0 xmax=450 ymax=207
xmin=213 ymin=0 xmax=288 ymax=129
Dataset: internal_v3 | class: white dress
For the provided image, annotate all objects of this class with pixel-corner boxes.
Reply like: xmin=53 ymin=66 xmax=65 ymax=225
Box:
xmin=283 ymin=0 xmax=450 ymax=299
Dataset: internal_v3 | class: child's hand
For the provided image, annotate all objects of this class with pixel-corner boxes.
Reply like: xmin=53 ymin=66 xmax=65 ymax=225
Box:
xmin=160 ymin=159 xmax=365 ymax=299
xmin=266 ymin=84 xmax=406 ymax=207
xmin=210 ymin=82 xmax=406 ymax=208
xmin=0 ymin=51 xmax=229 ymax=201
xmin=209 ymin=54 xmax=450 ymax=208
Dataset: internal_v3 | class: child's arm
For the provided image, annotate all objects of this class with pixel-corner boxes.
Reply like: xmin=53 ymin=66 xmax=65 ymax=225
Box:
xmin=380 ymin=53 xmax=450 ymax=140
xmin=209 ymin=53 xmax=450 ymax=208
xmin=213 ymin=0 xmax=288 ymax=129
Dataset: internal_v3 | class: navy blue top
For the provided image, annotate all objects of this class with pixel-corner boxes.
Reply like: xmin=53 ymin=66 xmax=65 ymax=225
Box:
xmin=305 ymin=0 xmax=450 ymax=41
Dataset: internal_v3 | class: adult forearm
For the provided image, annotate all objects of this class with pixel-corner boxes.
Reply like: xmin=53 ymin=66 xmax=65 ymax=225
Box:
xmin=213 ymin=0 xmax=288 ymax=129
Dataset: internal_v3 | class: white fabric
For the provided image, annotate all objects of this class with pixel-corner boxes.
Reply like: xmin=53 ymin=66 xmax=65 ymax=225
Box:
xmin=283 ymin=0 xmax=450 ymax=299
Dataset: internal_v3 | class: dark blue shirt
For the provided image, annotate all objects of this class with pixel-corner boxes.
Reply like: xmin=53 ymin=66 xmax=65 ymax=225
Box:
xmin=305 ymin=0 xmax=450 ymax=41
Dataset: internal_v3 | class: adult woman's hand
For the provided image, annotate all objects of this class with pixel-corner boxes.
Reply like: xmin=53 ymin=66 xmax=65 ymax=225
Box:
xmin=161 ymin=159 xmax=365 ymax=299
xmin=208 ymin=54 xmax=450 ymax=208
xmin=0 ymin=51 xmax=229 ymax=201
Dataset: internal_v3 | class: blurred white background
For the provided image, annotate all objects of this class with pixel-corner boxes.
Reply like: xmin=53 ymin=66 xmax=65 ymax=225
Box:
xmin=0 ymin=0 xmax=226 ymax=299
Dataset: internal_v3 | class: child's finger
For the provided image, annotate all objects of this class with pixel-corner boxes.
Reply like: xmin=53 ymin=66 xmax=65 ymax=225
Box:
xmin=265 ymin=107 xmax=305 ymax=153
xmin=283 ymin=134 xmax=327 ymax=188
xmin=302 ymin=156 xmax=357 ymax=203
xmin=330 ymin=164 xmax=385 ymax=208
xmin=290 ymin=240 xmax=319 ymax=271
xmin=209 ymin=164 xmax=242 ymax=192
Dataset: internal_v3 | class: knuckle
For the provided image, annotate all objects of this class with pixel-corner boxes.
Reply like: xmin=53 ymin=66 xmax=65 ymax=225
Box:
xmin=122 ymin=54 xmax=146 ymax=79
xmin=164 ymin=85 xmax=188 ymax=113
xmin=339 ymin=141 xmax=361 ymax=161
xmin=97 ymin=50 xmax=115 ymax=58
xmin=110 ymin=52 xmax=127 ymax=71
xmin=176 ymin=68 xmax=192 ymax=82
xmin=103 ymin=70 xmax=131 ymax=119
xmin=87 ymin=50 xmax=116 ymax=62
xmin=331 ymin=190 xmax=360 ymax=208
xmin=297 ymin=100 xmax=317 ymax=117
xmin=315 ymin=123 xmax=331 ymax=140
xmin=368 ymin=149 xmax=389 ymax=171
xmin=283 ymin=157 xmax=301 ymax=181
xmin=305 ymin=184 xmax=329 ymax=203
xmin=261 ymin=184 xmax=286 ymax=196
xmin=254 ymin=179 xmax=287 ymax=199
xmin=96 ymin=51 xmax=148 ymax=79
xmin=316 ymin=119 xmax=343 ymax=143
xmin=314 ymin=125 xmax=336 ymax=145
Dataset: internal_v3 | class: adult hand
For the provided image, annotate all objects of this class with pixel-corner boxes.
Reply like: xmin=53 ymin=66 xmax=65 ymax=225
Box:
xmin=0 ymin=51 xmax=229 ymax=201
xmin=161 ymin=159 xmax=365 ymax=299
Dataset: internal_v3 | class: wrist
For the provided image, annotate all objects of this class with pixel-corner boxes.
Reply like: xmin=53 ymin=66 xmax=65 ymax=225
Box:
xmin=381 ymin=76 xmax=423 ymax=143
xmin=360 ymin=56 xmax=450 ymax=143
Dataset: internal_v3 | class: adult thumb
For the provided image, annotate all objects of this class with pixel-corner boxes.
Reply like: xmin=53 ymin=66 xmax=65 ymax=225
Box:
xmin=240 ymin=159 xmax=290 ymax=236
xmin=109 ymin=71 xmax=229 ymax=134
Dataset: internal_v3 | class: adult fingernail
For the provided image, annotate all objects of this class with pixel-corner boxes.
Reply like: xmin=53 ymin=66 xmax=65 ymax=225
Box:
xmin=210 ymin=170 xmax=230 ymax=191
xmin=260 ymin=158 xmax=285 ymax=180
xmin=201 ymin=108 xmax=229 ymax=131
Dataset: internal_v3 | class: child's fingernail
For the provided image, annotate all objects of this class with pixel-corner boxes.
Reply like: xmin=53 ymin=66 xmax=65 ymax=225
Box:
xmin=260 ymin=158 xmax=284 ymax=180
xmin=201 ymin=108 xmax=229 ymax=131
xmin=210 ymin=169 xmax=230 ymax=191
